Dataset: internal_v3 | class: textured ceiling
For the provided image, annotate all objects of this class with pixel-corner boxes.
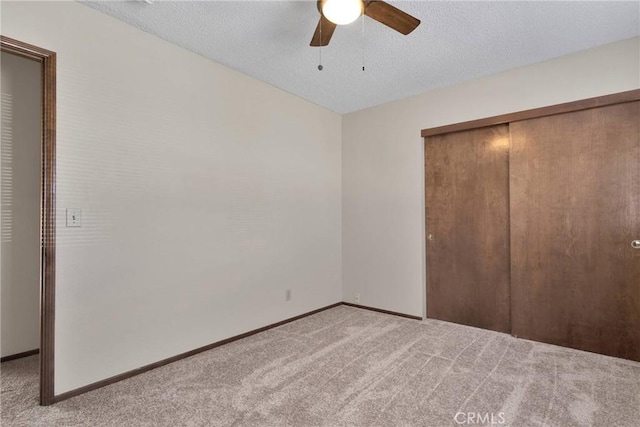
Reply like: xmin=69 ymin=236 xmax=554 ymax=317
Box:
xmin=81 ymin=1 xmax=639 ymax=114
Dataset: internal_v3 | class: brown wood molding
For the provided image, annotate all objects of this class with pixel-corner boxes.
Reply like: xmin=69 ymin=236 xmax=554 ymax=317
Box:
xmin=421 ymin=89 xmax=640 ymax=137
xmin=1 ymin=35 xmax=57 ymax=406
xmin=53 ymin=303 xmax=342 ymax=403
xmin=342 ymin=302 xmax=423 ymax=320
xmin=1 ymin=349 xmax=40 ymax=363
xmin=1 ymin=35 xmax=55 ymax=61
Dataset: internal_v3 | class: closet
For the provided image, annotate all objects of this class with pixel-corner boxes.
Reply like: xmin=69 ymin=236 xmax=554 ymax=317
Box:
xmin=423 ymin=90 xmax=640 ymax=361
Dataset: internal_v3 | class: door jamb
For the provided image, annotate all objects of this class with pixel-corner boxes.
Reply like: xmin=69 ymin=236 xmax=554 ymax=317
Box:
xmin=1 ymin=35 xmax=57 ymax=406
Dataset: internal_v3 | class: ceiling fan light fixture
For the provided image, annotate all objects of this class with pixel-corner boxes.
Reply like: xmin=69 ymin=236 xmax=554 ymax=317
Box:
xmin=322 ymin=0 xmax=363 ymax=25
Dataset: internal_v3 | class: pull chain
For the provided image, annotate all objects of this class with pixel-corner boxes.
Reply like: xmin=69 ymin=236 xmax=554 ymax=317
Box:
xmin=362 ymin=15 xmax=365 ymax=71
xmin=318 ymin=20 xmax=324 ymax=71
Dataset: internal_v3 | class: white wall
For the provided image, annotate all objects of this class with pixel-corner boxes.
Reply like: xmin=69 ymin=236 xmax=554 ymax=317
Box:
xmin=342 ymin=37 xmax=640 ymax=318
xmin=1 ymin=1 xmax=342 ymax=394
xmin=1 ymin=52 xmax=42 ymax=358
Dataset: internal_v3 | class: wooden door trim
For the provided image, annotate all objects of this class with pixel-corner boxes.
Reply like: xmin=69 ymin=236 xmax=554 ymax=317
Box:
xmin=421 ymin=89 xmax=640 ymax=137
xmin=1 ymin=35 xmax=57 ymax=406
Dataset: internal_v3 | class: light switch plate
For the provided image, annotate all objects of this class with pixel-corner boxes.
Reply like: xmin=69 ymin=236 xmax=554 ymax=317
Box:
xmin=66 ymin=208 xmax=81 ymax=227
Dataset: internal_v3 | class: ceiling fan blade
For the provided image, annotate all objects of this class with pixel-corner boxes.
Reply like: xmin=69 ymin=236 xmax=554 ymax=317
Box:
xmin=364 ymin=0 xmax=420 ymax=35
xmin=310 ymin=15 xmax=337 ymax=46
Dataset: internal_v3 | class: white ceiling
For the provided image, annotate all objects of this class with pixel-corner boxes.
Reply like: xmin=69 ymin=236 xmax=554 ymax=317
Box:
xmin=81 ymin=1 xmax=640 ymax=114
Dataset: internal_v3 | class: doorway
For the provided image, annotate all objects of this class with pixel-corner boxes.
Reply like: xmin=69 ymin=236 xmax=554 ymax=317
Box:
xmin=0 ymin=36 xmax=56 ymax=406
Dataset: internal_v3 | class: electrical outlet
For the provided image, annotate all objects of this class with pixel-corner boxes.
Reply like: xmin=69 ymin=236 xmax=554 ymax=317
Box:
xmin=285 ymin=289 xmax=292 ymax=301
xmin=354 ymin=293 xmax=360 ymax=303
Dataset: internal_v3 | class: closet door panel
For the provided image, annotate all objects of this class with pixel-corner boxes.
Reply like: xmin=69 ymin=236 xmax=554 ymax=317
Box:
xmin=510 ymin=101 xmax=640 ymax=361
xmin=425 ymin=125 xmax=510 ymax=333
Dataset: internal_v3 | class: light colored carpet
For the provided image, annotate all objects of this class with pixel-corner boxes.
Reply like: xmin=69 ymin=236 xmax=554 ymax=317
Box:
xmin=2 ymin=305 xmax=639 ymax=426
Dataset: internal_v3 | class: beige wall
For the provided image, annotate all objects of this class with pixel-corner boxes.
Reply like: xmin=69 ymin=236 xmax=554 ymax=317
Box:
xmin=1 ymin=1 xmax=342 ymax=394
xmin=342 ymin=37 xmax=640 ymax=317
xmin=0 ymin=52 xmax=42 ymax=358
xmin=2 ymin=0 xmax=639 ymax=397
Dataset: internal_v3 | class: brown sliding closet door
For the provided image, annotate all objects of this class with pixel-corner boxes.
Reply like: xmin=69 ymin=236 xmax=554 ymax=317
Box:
xmin=510 ymin=101 xmax=640 ymax=361
xmin=425 ymin=125 xmax=511 ymax=333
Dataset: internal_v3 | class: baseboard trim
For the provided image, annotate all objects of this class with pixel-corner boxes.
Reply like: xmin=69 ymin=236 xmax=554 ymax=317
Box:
xmin=1 ymin=349 xmax=39 ymax=363
xmin=341 ymin=302 xmax=423 ymax=320
xmin=53 ymin=302 xmax=341 ymax=403
xmin=52 ymin=301 xmax=419 ymax=403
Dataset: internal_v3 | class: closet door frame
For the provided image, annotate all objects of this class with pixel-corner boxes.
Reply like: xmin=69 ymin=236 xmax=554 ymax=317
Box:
xmin=421 ymin=90 xmax=640 ymax=138
xmin=422 ymin=89 xmax=640 ymax=324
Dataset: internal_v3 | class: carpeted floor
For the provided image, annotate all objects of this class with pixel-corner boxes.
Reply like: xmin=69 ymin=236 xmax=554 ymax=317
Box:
xmin=2 ymin=305 xmax=639 ymax=426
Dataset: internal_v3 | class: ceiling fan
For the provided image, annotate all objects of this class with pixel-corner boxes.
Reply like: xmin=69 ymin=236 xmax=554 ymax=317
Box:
xmin=310 ymin=0 xmax=421 ymax=46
